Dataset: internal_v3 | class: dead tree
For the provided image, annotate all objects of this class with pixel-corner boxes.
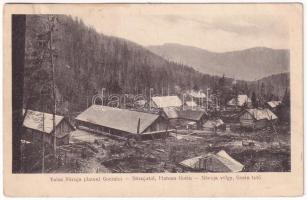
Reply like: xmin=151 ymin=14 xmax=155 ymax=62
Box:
xmin=12 ymin=15 xmax=26 ymax=173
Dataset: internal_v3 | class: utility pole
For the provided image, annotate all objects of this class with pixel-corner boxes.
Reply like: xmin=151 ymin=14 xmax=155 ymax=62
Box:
xmin=167 ymin=84 xmax=170 ymax=96
xmin=149 ymin=88 xmax=154 ymax=110
xmin=206 ymin=88 xmax=210 ymax=111
xmin=40 ymin=86 xmax=49 ymax=173
xmin=101 ymin=88 xmax=105 ymax=106
xmin=49 ymin=16 xmax=57 ymax=156
xmin=42 ymin=107 xmax=45 ymax=173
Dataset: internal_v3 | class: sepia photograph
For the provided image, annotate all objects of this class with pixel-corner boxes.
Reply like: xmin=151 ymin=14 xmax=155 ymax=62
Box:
xmin=3 ymin=3 xmax=303 ymax=197
xmin=12 ymin=6 xmax=292 ymax=174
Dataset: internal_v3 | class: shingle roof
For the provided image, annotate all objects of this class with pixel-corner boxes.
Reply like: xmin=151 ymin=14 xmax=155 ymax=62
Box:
xmin=215 ymin=150 xmax=244 ymax=172
xmin=162 ymin=108 xmax=207 ymax=121
xmin=75 ymin=105 xmax=160 ymax=134
xmin=185 ymin=101 xmax=197 ymax=107
xmin=162 ymin=107 xmax=179 ymax=119
xmin=23 ymin=109 xmax=64 ymax=134
xmin=188 ymin=90 xmax=206 ymax=98
xmin=151 ymin=96 xmax=183 ymax=108
xmin=179 ymin=150 xmax=244 ymax=172
xmin=177 ymin=110 xmax=207 ymax=121
xmin=267 ymin=101 xmax=282 ymax=108
xmin=203 ymin=119 xmax=224 ymax=128
xmin=179 ymin=155 xmax=203 ymax=169
xmin=245 ymin=108 xmax=278 ymax=121
xmin=228 ymin=95 xmax=251 ymax=106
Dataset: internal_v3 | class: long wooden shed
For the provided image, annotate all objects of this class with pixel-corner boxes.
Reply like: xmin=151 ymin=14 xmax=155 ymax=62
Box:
xmin=75 ymin=105 xmax=170 ymax=139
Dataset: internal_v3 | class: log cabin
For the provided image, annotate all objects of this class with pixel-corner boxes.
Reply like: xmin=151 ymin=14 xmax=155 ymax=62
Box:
xmin=22 ymin=109 xmax=74 ymax=146
xmin=239 ymin=108 xmax=278 ymax=130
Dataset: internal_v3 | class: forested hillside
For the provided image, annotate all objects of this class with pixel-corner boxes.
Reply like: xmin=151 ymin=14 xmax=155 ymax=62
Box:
xmin=249 ymin=72 xmax=290 ymax=99
xmin=24 ymin=15 xmax=225 ymax=114
xmin=24 ymin=15 xmax=289 ymax=116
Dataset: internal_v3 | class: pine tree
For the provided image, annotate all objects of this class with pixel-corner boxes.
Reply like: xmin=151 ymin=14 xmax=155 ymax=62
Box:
xmin=282 ymin=88 xmax=290 ymax=107
xmin=251 ymin=92 xmax=257 ymax=108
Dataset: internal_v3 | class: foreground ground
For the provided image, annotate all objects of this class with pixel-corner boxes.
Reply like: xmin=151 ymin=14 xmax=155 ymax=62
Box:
xmin=21 ymin=122 xmax=290 ymax=173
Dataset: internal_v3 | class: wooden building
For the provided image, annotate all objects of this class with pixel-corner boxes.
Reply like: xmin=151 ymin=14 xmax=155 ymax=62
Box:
xmin=239 ymin=108 xmax=278 ymax=130
xmin=75 ymin=105 xmax=170 ymax=140
xmin=186 ymin=90 xmax=207 ymax=105
xmin=266 ymin=100 xmax=282 ymax=112
xmin=150 ymin=95 xmax=183 ymax=109
xmin=162 ymin=107 xmax=208 ymax=129
xmin=227 ymin=94 xmax=252 ymax=108
xmin=179 ymin=150 xmax=244 ymax=172
xmin=203 ymin=119 xmax=226 ymax=132
xmin=185 ymin=101 xmax=197 ymax=107
xmin=22 ymin=109 xmax=74 ymax=146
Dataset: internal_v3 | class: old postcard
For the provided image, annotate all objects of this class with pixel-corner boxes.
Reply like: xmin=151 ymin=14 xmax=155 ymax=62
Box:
xmin=3 ymin=3 xmax=303 ymax=197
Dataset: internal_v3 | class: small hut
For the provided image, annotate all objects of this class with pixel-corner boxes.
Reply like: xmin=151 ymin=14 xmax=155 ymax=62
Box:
xmin=179 ymin=150 xmax=244 ymax=172
xmin=22 ymin=109 xmax=74 ymax=146
xmin=239 ymin=108 xmax=278 ymax=129
xmin=227 ymin=95 xmax=252 ymax=108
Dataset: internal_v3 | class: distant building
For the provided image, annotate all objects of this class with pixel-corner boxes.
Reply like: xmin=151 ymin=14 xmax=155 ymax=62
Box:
xmin=179 ymin=150 xmax=244 ymax=172
xmin=178 ymin=110 xmax=208 ymax=129
xmin=75 ymin=105 xmax=170 ymax=139
xmin=186 ymin=90 xmax=207 ymax=106
xmin=239 ymin=108 xmax=278 ymax=129
xmin=227 ymin=94 xmax=252 ymax=107
xmin=150 ymin=95 xmax=183 ymax=108
xmin=161 ymin=108 xmax=207 ymax=129
xmin=185 ymin=101 xmax=197 ymax=107
xmin=187 ymin=90 xmax=207 ymax=99
xmin=266 ymin=100 xmax=282 ymax=112
xmin=22 ymin=109 xmax=74 ymax=146
xmin=134 ymin=99 xmax=147 ymax=107
xmin=161 ymin=107 xmax=180 ymax=120
xmin=203 ymin=119 xmax=226 ymax=131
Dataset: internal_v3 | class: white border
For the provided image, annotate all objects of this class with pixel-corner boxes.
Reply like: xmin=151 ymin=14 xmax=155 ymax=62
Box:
xmin=0 ymin=0 xmax=305 ymax=199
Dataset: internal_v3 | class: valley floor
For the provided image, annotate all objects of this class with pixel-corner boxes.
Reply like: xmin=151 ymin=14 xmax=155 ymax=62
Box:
xmin=21 ymin=123 xmax=290 ymax=173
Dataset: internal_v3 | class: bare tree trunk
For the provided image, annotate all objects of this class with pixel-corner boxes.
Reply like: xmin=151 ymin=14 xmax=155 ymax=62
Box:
xmin=12 ymin=15 xmax=26 ymax=173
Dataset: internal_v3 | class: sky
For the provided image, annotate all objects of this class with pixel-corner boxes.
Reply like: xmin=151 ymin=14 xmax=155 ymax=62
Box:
xmin=66 ymin=4 xmax=293 ymax=52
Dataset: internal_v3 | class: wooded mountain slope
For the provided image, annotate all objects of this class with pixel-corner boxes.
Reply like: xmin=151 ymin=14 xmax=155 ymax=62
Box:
xmin=148 ymin=43 xmax=289 ymax=81
xmin=24 ymin=15 xmax=289 ymax=115
xmin=24 ymin=15 xmax=225 ymax=113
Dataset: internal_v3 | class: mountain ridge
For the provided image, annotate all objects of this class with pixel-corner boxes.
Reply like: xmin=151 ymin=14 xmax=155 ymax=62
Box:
xmin=148 ymin=43 xmax=289 ymax=81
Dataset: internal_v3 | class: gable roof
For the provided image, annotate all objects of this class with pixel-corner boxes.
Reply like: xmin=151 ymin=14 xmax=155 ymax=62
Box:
xmin=177 ymin=110 xmax=207 ymax=121
xmin=243 ymin=108 xmax=278 ymax=121
xmin=179 ymin=150 xmax=244 ymax=172
xmin=215 ymin=150 xmax=244 ymax=172
xmin=179 ymin=155 xmax=203 ymax=169
xmin=23 ymin=109 xmax=65 ymax=134
xmin=267 ymin=101 xmax=282 ymax=108
xmin=203 ymin=119 xmax=224 ymax=128
xmin=188 ymin=90 xmax=206 ymax=99
xmin=151 ymin=96 xmax=183 ymax=108
xmin=185 ymin=101 xmax=197 ymax=107
xmin=162 ymin=107 xmax=179 ymax=119
xmin=162 ymin=108 xmax=207 ymax=121
xmin=228 ymin=95 xmax=251 ymax=107
xmin=75 ymin=105 xmax=160 ymax=134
